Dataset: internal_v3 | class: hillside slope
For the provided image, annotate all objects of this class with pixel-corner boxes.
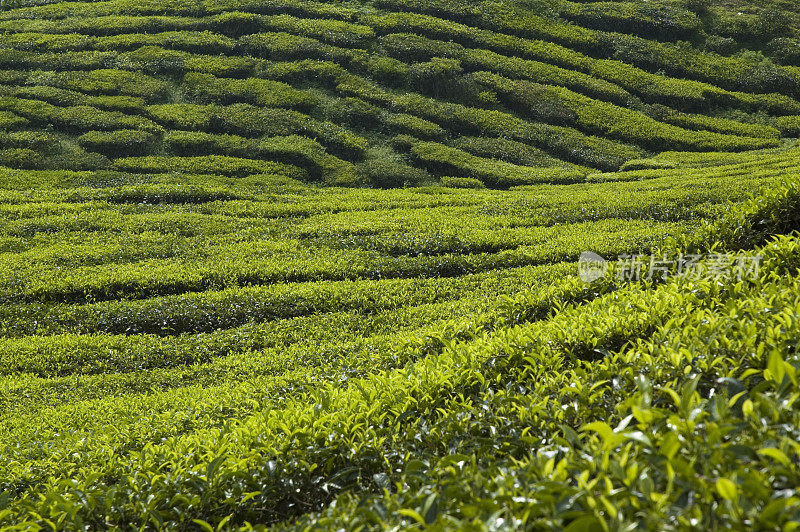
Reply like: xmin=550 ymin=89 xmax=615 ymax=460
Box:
xmin=0 ymin=147 xmax=796 ymax=528
xmin=1 ymin=0 xmax=800 ymax=529
xmin=0 ymin=0 xmax=799 ymax=187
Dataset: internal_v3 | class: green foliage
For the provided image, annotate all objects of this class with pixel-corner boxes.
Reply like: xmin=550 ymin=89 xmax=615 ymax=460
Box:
xmin=0 ymin=147 xmax=43 ymax=169
xmin=116 ymin=45 xmax=257 ymax=76
xmin=0 ymin=0 xmax=21 ymax=11
xmin=472 ymin=71 xmax=780 ymax=152
xmin=0 ymin=146 xmax=795 ymax=528
xmin=619 ymin=158 xmax=678 ymax=171
xmin=0 ymin=96 xmax=163 ymax=134
xmin=11 ymin=85 xmax=147 ymax=113
xmin=25 ymin=69 xmax=170 ymax=99
xmin=147 ymin=103 xmax=368 ymax=161
xmin=1 ymin=1 xmax=800 ymax=526
xmin=181 ymin=72 xmax=316 ymax=110
xmin=0 ymin=110 xmax=27 ymax=130
xmin=77 ymin=129 xmax=157 ymax=157
xmin=410 ymin=139 xmax=585 ymax=187
xmin=0 ymin=0 xmax=795 ymax=186
xmin=440 ymin=175 xmax=485 ymax=188
xmin=112 ymin=155 xmax=305 ymax=179
xmin=385 ymin=112 xmax=445 ymax=139
xmin=358 ymin=145 xmax=429 ymax=187
xmin=560 ymin=0 xmax=702 ymax=41
xmin=775 ymin=115 xmax=800 ymax=136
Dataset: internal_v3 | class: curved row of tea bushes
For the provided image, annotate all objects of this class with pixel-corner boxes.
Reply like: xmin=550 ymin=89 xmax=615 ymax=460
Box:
xmin=146 ymin=103 xmax=368 ymax=160
xmin=366 ymin=10 xmax=800 ymax=115
xmin=164 ymin=131 xmax=358 ymax=185
xmin=470 ymin=72 xmax=780 ymax=152
xmin=0 ymin=96 xmax=162 ymax=134
xmin=3 ymin=232 xmax=797 ymax=528
xmin=112 ymin=155 xmax=303 ymax=179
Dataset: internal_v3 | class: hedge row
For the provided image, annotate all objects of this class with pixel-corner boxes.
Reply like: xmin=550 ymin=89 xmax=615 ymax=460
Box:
xmin=409 ymin=140 xmax=586 ymax=187
xmin=112 ymin=155 xmax=304 ymax=179
xmin=472 ymin=71 xmax=780 ymax=152
xmin=8 ymin=85 xmax=146 ymax=113
xmin=647 ymin=105 xmax=781 ymax=139
xmin=181 ymin=72 xmax=315 ymax=110
xmin=0 ymin=0 xmax=358 ymax=20
xmin=378 ymin=32 xmax=633 ymax=106
xmin=0 ymin=48 xmax=117 ymax=71
xmin=384 ymin=112 xmax=445 ymax=140
xmin=0 ymin=217 xmax=675 ymax=308
xmin=163 ymin=131 xmax=358 ymax=185
xmin=6 ymin=226 xmax=799 ymax=528
xmin=365 ymin=10 xmax=800 ymax=115
xmin=0 ymin=14 xmax=205 ymax=36
xmin=775 ymin=116 xmax=800 ymax=136
xmin=453 ymin=136 xmax=577 ymax=168
xmin=0 ymin=30 xmax=237 ymax=54
xmin=0 ymin=11 xmax=371 ymax=44
xmin=77 ymin=129 xmax=157 ymax=157
xmin=147 ymin=103 xmax=368 ymax=160
xmin=391 ymin=93 xmax=645 ymax=170
xmin=0 ymin=110 xmax=27 ymax=130
xmin=115 ymin=45 xmax=257 ymax=77
xmin=255 ymin=13 xmax=374 ymax=47
xmin=239 ymin=32 xmax=354 ymax=63
xmin=472 ymin=0 xmax=800 ymax=96
xmin=559 ymin=0 xmax=702 ymax=41
xmin=24 ymin=69 xmax=169 ymax=99
xmin=0 ymin=96 xmax=162 ymax=134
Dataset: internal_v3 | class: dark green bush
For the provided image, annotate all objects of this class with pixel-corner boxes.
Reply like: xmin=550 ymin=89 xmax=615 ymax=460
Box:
xmin=774 ymin=115 xmax=800 ymax=136
xmin=439 ymin=175 xmax=484 ymax=188
xmin=453 ymin=136 xmax=569 ymax=168
xmin=0 ymin=97 xmax=163 ymax=134
xmin=96 ymin=31 xmax=236 ymax=54
xmin=385 ymin=113 xmax=445 ymax=140
xmin=182 ymin=72 xmax=315 ymax=109
xmin=0 ymin=148 xmax=43 ymax=169
xmin=239 ymin=32 xmax=352 ymax=63
xmin=163 ymin=130 xmax=359 ymax=185
xmin=705 ymin=35 xmax=737 ymax=55
xmin=0 ymin=131 xmax=60 ymax=154
xmin=767 ymin=38 xmax=800 ymax=66
xmin=409 ymin=57 xmax=464 ymax=98
xmin=323 ymin=97 xmax=382 ymax=128
xmin=0 ymin=110 xmax=27 ymax=131
xmin=11 ymin=86 xmax=147 ymax=114
xmin=561 ymin=1 xmax=702 ymax=41
xmin=410 ymin=140 xmax=585 ymax=187
xmin=112 ymin=155 xmax=305 ymax=179
xmin=0 ymin=0 xmax=21 ymax=11
xmin=26 ymin=69 xmax=170 ymax=99
xmin=358 ymin=146 xmax=429 ymax=188
xmin=77 ymin=130 xmax=157 ymax=157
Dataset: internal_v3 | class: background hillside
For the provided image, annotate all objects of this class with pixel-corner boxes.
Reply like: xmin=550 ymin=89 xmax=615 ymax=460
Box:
xmin=1 ymin=0 xmax=800 ymax=187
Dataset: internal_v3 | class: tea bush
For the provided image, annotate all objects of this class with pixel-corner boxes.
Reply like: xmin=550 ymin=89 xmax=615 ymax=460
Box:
xmin=112 ymin=154 xmax=305 ymax=179
xmin=410 ymin=140 xmax=586 ymax=187
xmin=181 ymin=72 xmax=316 ymax=110
xmin=0 ymin=1 xmax=799 ymax=527
xmin=77 ymin=129 xmax=157 ymax=157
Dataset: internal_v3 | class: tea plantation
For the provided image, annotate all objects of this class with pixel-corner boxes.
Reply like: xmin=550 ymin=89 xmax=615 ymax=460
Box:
xmin=0 ymin=0 xmax=799 ymax=529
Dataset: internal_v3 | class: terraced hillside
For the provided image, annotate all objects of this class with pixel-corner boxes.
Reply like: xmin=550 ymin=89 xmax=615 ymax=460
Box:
xmin=1 ymin=0 xmax=800 ymax=186
xmin=1 ymin=0 xmax=800 ymax=529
